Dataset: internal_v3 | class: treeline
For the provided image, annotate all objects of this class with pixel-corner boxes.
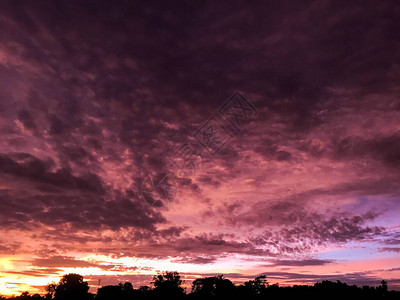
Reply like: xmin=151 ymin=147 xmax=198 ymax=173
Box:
xmin=1 ymin=272 xmax=399 ymax=300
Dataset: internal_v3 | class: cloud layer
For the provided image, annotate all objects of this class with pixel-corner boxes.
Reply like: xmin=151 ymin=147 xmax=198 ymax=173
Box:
xmin=0 ymin=0 xmax=399 ymax=295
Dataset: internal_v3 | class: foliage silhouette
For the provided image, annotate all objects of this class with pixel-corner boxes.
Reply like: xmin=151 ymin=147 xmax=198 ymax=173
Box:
xmin=1 ymin=272 xmax=400 ymax=300
xmin=44 ymin=283 xmax=56 ymax=300
xmin=151 ymin=271 xmax=185 ymax=298
xmin=191 ymin=275 xmax=235 ymax=299
xmin=243 ymin=275 xmax=268 ymax=296
xmin=96 ymin=282 xmax=140 ymax=300
xmin=53 ymin=273 xmax=93 ymax=300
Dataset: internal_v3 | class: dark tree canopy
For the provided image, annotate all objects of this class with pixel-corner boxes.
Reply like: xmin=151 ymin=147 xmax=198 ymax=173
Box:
xmin=53 ymin=273 xmax=92 ymax=300
xmin=1 ymin=272 xmax=399 ymax=300
xmin=96 ymin=282 xmax=139 ymax=300
xmin=191 ymin=275 xmax=235 ymax=298
xmin=151 ymin=271 xmax=185 ymax=298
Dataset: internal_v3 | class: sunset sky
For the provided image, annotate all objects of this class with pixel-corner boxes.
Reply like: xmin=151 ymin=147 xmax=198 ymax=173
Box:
xmin=0 ymin=0 xmax=400 ymax=296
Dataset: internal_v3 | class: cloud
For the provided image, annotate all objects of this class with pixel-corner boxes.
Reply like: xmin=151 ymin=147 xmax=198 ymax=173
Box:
xmin=379 ymin=248 xmax=400 ymax=253
xmin=248 ymin=211 xmax=384 ymax=255
xmin=172 ymin=256 xmax=218 ymax=265
xmin=256 ymin=270 xmax=398 ymax=286
xmin=0 ymin=0 xmax=399 ymax=293
xmin=333 ymin=133 xmax=400 ymax=169
xmin=182 ymin=268 xmax=400 ymax=288
xmin=2 ymin=269 xmax=62 ymax=277
xmin=267 ymin=259 xmax=335 ymax=267
xmin=0 ymin=153 xmax=104 ymax=194
xmin=0 ymin=242 xmax=21 ymax=254
xmin=31 ymin=256 xmax=99 ymax=268
xmin=0 ymin=177 xmax=166 ymax=231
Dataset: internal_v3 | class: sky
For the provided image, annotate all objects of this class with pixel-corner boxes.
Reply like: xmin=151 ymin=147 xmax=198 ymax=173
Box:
xmin=0 ymin=0 xmax=400 ymax=296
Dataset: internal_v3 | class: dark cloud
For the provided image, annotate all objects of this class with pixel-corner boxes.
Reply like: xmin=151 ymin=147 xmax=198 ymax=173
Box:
xmin=248 ymin=211 xmax=384 ymax=255
xmin=86 ymin=233 xmax=277 ymax=261
xmin=333 ymin=133 xmax=400 ymax=169
xmin=268 ymin=259 xmax=335 ymax=267
xmin=3 ymin=269 xmax=63 ymax=277
xmin=182 ymin=269 xmax=400 ymax=289
xmin=0 ymin=0 xmax=399 ymax=292
xmin=31 ymin=256 xmax=98 ymax=268
xmin=0 ymin=153 xmax=104 ymax=194
xmin=379 ymin=248 xmax=400 ymax=253
xmin=0 ymin=242 xmax=21 ymax=254
xmin=256 ymin=270 xmax=399 ymax=287
xmin=28 ymin=256 xmax=145 ymax=274
xmin=382 ymin=232 xmax=400 ymax=245
xmin=172 ymin=256 xmax=218 ymax=265
xmin=17 ymin=109 xmax=37 ymax=130
xmin=0 ymin=183 xmax=165 ymax=231
xmin=255 ymin=139 xmax=293 ymax=162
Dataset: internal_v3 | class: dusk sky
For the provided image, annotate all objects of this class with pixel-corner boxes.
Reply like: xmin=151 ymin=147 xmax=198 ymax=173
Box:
xmin=0 ymin=0 xmax=400 ymax=296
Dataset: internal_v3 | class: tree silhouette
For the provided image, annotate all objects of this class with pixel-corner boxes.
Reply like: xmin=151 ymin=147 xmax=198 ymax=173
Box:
xmin=96 ymin=282 xmax=137 ymax=300
xmin=96 ymin=285 xmax=121 ymax=300
xmin=44 ymin=283 xmax=56 ymax=300
xmin=243 ymin=275 xmax=268 ymax=296
xmin=381 ymin=280 xmax=388 ymax=291
xmin=7 ymin=292 xmax=43 ymax=300
xmin=2 ymin=272 xmax=400 ymax=300
xmin=191 ymin=275 xmax=235 ymax=299
xmin=53 ymin=273 xmax=92 ymax=300
xmin=152 ymin=271 xmax=184 ymax=298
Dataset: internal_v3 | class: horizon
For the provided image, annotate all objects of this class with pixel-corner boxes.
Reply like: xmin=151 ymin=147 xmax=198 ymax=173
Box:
xmin=1 ymin=272 xmax=398 ymax=297
xmin=0 ymin=271 xmax=397 ymax=297
xmin=0 ymin=0 xmax=400 ymax=297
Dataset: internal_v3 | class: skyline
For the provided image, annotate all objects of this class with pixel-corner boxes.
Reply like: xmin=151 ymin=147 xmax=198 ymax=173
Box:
xmin=0 ymin=0 xmax=400 ymax=296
